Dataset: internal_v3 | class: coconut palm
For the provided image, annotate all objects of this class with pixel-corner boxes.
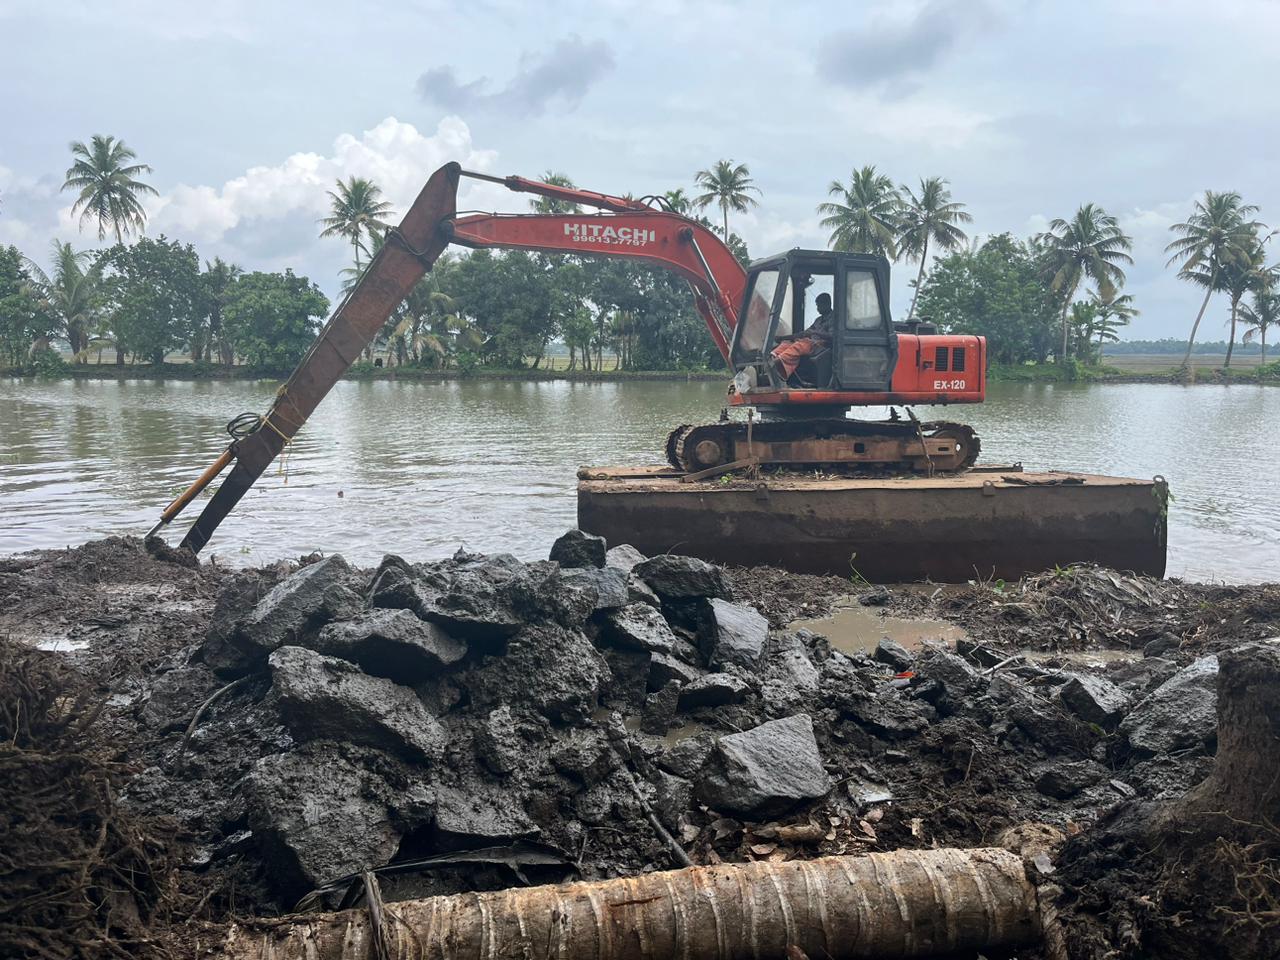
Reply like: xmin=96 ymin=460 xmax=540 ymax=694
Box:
xmin=662 ymin=188 xmax=692 ymax=215
xmin=898 ymin=177 xmax=972 ymax=320
xmin=693 ymin=160 xmax=760 ymax=239
xmin=530 ymin=171 xmax=580 ymax=215
xmin=1217 ymin=235 xmax=1276 ymax=370
xmin=1037 ymin=204 xmax=1134 ymax=362
xmin=1165 ymin=191 xmax=1263 ymax=370
xmin=203 ymin=258 xmax=243 ymax=365
xmin=22 ymin=241 xmax=103 ymax=358
xmin=1088 ymin=288 xmax=1139 ymax=362
xmin=1240 ymin=288 xmax=1279 ymax=364
xmin=318 ymin=177 xmax=395 ymax=269
xmin=61 ymin=135 xmax=157 ymax=243
xmin=817 ymin=166 xmax=902 ymax=259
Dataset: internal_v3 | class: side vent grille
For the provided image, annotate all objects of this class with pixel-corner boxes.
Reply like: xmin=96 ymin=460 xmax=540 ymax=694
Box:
xmin=952 ymin=347 xmax=966 ymax=372
xmin=935 ymin=346 xmax=949 ymax=372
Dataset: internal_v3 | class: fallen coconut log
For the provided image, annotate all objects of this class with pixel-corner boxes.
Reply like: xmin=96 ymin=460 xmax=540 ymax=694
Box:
xmin=217 ymin=847 xmax=1041 ymax=960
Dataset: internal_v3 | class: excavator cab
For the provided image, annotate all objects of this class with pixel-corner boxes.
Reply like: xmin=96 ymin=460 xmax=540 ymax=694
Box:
xmin=731 ymin=250 xmax=897 ymax=393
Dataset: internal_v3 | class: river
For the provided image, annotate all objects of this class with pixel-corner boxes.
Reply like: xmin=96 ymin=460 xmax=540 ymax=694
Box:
xmin=1 ymin=377 xmax=1276 ymax=583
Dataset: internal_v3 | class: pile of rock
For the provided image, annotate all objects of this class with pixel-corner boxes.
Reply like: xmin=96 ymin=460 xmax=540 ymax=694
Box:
xmin=124 ymin=530 xmax=1227 ymax=911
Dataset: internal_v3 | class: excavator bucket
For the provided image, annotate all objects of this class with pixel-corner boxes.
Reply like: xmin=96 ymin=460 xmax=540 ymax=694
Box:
xmin=164 ymin=162 xmax=461 ymax=553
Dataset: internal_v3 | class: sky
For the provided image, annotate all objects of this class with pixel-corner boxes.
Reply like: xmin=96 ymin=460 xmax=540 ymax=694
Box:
xmin=1 ymin=0 xmax=1277 ymax=341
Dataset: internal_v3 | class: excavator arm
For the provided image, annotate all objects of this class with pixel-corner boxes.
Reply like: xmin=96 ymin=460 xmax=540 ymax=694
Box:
xmin=156 ymin=162 xmax=750 ymax=553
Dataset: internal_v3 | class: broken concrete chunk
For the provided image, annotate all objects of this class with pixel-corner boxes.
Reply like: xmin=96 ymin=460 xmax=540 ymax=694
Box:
xmin=1035 ymin=760 xmax=1106 ymax=800
xmin=463 ymin=623 xmax=608 ymax=722
xmin=648 ymin=650 xmax=703 ymax=691
xmin=560 ymin=566 xmax=629 ymax=612
xmin=657 ymin=733 xmax=717 ymax=780
xmin=473 ymin=705 xmax=522 ymax=776
xmin=1120 ymin=655 xmax=1219 ymax=756
xmin=704 ymin=598 xmax=769 ymax=670
xmin=626 ymin=574 xmax=661 ymax=608
xmin=549 ymin=529 xmax=607 ymax=569
xmin=697 ymin=714 xmax=831 ymax=818
xmin=603 ymin=602 xmax=677 ymax=654
xmin=432 ymin=784 xmax=539 ymax=849
xmin=201 ymin=554 xmax=353 ymax=677
xmin=873 ymin=638 xmax=914 ymax=672
xmin=1058 ymin=674 xmax=1131 ymax=730
xmin=550 ymin=728 xmax=615 ymax=785
xmin=642 ymin=681 xmax=683 ymax=735
xmin=312 ymin=608 xmax=466 ymax=683
xmin=242 ymin=748 xmax=431 ymax=898
xmin=633 ymin=555 xmax=731 ymax=600
xmin=678 ymin=673 xmax=749 ymax=710
xmin=604 ymin=543 xmax=647 ymax=573
xmin=268 ymin=646 xmax=445 ymax=763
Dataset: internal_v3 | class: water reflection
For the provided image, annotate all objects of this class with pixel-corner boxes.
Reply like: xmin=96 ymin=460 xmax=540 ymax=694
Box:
xmin=0 ymin=377 xmax=1276 ymax=583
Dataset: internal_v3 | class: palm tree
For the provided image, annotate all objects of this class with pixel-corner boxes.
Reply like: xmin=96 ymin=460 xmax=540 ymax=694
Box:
xmin=897 ymin=177 xmax=972 ymax=319
xmin=22 ymin=241 xmax=103 ymax=358
xmin=61 ymin=135 xmax=157 ymax=243
xmin=318 ymin=177 xmax=395 ymax=269
xmin=1089 ymin=288 xmax=1139 ymax=362
xmin=530 ymin=171 xmax=580 ymax=215
xmin=1218 ymin=235 xmax=1275 ymax=370
xmin=1240 ymin=288 xmax=1279 ymax=365
xmin=693 ymin=160 xmax=760 ymax=239
xmin=1165 ymin=191 xmax=1263 ymax=370
xmin=817 ymin=166 xmax=902 ymax=259
xmin=662 ymin=188 xmax=692 ymax=215
xmin=203 ymin=258 xmax=243 ymax=365
xmin=1037 ymin=203 xmax=1134 ymax=362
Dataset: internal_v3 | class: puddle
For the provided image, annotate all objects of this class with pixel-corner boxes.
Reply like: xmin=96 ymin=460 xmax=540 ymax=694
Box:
xmin=594 ymin=708 xmax=713 ymax=747
xmin=791 ymin=604 xmax=967 ymax=656
xmin=1024 ymin=649 xmax=1141 ymax=669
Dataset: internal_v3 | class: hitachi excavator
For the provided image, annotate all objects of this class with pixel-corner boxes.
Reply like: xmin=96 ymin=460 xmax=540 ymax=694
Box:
xmin=150 ymin=163 xmax=985 ymax=553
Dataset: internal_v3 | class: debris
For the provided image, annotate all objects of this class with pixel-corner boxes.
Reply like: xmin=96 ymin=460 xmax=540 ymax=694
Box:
xmin=603 ymin=602 xmax=677 ymax=654
xmin=1120 ymin=655 xmax=1219 ymax=756
xmin=604 ymin=543 xmax=647 ymax=573
xmin=1058 ymin=674 xmax=1131 ymax=730
xmin=872 ymin=637 xmax=914 ymax=671
xmin=1034 ymin=761 xmax=1107 ymax=800
xmin=679 ymin=673 xmax=750 ymax=710
xmin=560 ymin=565 xmax=629 ymax=612
xmin=312 ymin=608 xmax=466 ymax=682
xmin=697 ymin=714 xmax=831 ymax=817
xmin=703 ymin=598 xmax=769 ymax=670
xmin=633 ymin=554 xmax=732 ymax=600
xmin=549 ymin=529 xmax=607 ymax=569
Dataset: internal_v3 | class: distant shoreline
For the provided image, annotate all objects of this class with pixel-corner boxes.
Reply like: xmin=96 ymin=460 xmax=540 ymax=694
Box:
xmin=2 ymin=362 xmax=1274 ymax=386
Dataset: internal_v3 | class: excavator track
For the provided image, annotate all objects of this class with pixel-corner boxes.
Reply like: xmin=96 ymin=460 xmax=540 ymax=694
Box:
xmin=664 ymin=419 xmax=980 ymax=475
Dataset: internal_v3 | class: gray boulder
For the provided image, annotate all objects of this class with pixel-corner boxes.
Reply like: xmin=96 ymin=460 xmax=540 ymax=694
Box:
xmin=704 ymin=598 xmax=769 ymax=670
xmin=432 ymin=784 xmax=539 ymax=849
xmin=560 ymin=566 xmax=629 ymax=613
xmin=312 ymin=608 xmax=466 ymax=683
xmin=549 ymin=529 xmax=607 ymax=569
xmin=1035 ymin=760 xmax=1107 ymax=800
xmin=679 ymin=673 xmax=750 ymax=710
xmin=605 ymin=543 xmax=647 ymax=573
xmin=1058 ymin=674 xmax=1131 ymax=730
xmin=697 ymin=714 xmax=831 ymax=817
xmin=633 ymin=555 xmax=731 ymax=600
xmin=202 ymin=554 xmax=352 ymax=677
xmin=648 ymin=651 xmax=704 ymax=691
xmin=873 ymin=638 xmax=915 ymax=672
xmin=626 ymin=575 xmax=661 ymax=608
xmin=463 ymin=623 xmax=608 ymax=722
xmin=657 ymin=733 xmax=717 ymax=779
xmin=268 ymin=646 xmax=445 ymax=762
xmin=603 ymin=602 xmax=677 ymax=654
xmin=1121 ymin=655 xmax=1219 ymax=756
xmin=242 ymin=747 xmax=433 ymax=897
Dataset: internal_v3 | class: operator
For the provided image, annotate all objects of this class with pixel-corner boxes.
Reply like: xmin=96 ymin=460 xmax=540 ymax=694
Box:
xmin=771 ymin=292 xmax=834 ymax=384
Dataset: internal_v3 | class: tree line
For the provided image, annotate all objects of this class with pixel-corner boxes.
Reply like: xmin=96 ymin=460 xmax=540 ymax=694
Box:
xmin=2 ymin=135 xmax=1277 ymax=374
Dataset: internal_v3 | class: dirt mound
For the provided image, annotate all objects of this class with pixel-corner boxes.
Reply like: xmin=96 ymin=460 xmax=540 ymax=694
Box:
xmin=3 ymin=538 xmax=1277 ymax=957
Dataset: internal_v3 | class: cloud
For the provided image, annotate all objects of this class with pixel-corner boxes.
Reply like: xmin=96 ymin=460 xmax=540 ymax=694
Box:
xmin=416 ymin=36 xmax=614 ymax=115
xmin=817 ymin=0 xmax=996 ymax=88
xmin=147 ymin=116 xmax=499 ymax=251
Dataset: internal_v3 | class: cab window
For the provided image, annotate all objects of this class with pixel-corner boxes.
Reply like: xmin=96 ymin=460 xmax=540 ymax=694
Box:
xmin=845 ymin=270 xmax=882 ymax=330
xmin=739 ymin=268 xmax=779 ymax=352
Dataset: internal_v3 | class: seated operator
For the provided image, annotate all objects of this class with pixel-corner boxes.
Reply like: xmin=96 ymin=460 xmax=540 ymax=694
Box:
xmin=771 ymin=292 xmax=834 ymax=384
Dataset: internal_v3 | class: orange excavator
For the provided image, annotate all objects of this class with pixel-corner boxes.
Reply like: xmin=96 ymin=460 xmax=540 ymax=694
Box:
xmin=150 ymin=163 xmax=986 ymax=553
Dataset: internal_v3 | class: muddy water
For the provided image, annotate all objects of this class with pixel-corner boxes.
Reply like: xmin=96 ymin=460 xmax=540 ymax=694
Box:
xmin=791 ymin=604 xmax=968 ymax=656
xmin=1 ymin=378 xmax=1277 ymax=582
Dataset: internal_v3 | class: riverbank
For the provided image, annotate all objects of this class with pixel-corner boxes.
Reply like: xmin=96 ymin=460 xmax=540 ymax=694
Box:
xmin=5 ymin=359 xmax=1278 ymax=385
xmin=3 ymin=535 xmax=1278 ymax=957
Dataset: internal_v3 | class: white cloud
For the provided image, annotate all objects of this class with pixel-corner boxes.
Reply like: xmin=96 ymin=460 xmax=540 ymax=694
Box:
xmin=148 ymin=116 xmax=500 ymax=245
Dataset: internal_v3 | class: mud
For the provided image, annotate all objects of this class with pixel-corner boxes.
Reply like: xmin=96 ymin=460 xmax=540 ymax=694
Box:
xmin=2 ymin=536 xmax=1278 ymax=959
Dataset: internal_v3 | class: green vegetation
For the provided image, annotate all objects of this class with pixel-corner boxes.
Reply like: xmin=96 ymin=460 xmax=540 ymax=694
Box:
xmin=4 ymin=137 xmax=1279 ymax=384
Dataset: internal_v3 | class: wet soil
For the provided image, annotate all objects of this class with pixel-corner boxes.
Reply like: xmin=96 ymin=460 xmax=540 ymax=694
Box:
xmin=2 ymin=538 xmax=1277 ymax=959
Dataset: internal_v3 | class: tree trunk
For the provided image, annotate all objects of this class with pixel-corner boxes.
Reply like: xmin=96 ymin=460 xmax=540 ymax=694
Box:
xmin=722 ymin=203 xmax=729 ymax=241
xmin=907 ymin=236 xmax=929 ymax=321
xmin=1180 ymin=273 xmax=1217 ymax=369
xmin=1059 ymin=295 xmax=1072 ymax=363
xmin=214 ymin=848 xmax=1041 ymax=960
xmin=1263 ymin=329 xmax=1268 ymax=365
xmin=1223 ymin=294 xmax=1239 ymax=371
xmin=115 ymin=347 xmax=125 ymax=367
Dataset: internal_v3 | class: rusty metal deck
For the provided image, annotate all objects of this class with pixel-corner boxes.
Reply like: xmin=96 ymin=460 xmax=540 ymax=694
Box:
xmin=577 ymin=467 xmax=1167 ymax=582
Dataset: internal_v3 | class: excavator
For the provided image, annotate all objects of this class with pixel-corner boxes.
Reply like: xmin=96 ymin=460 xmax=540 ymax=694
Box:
xmin=149 ymin=163 xmax=986 ymax=553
